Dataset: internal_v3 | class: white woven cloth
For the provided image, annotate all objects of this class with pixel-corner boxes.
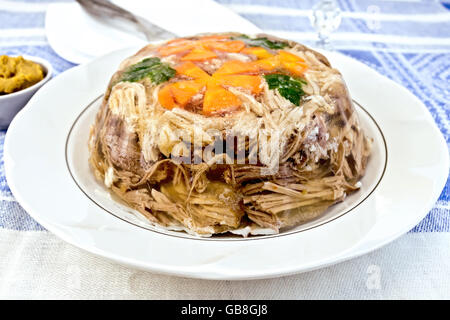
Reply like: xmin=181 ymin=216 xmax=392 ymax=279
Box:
xmin=1 ymin=230 xmax=449 ymax=299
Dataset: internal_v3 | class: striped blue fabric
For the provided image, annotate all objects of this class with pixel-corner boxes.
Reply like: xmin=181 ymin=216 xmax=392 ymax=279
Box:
xmin=0 ymin=0 xmax=448 ymax=232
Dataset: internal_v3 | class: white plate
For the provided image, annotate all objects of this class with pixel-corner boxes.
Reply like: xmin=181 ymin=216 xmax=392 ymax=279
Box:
xmin=4 ymin=47 xmax=448 ymax=280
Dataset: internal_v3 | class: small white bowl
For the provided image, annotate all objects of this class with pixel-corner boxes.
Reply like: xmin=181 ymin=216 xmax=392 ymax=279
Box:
xmin=0 ymin=55 xmax=53 ymax=130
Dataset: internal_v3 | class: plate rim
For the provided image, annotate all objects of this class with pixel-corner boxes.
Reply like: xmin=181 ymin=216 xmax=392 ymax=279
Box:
xmin=4 ymin=47 xmax=448 ymax=280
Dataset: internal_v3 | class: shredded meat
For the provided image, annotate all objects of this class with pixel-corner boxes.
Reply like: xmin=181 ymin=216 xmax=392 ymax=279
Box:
xmin=88 ymin=32 xmax=371 ymax=237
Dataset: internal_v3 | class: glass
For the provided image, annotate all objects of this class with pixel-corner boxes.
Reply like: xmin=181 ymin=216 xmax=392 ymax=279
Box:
xmin=310 ymin=0 xmax=342 ymax=50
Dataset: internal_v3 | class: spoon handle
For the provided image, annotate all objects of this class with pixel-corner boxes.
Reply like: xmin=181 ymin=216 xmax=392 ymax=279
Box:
xmin=76 ymin=0 xmax=176 ymax=41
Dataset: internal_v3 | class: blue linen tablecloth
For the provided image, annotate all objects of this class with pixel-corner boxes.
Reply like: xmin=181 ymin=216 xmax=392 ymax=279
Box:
xmin=0 ymin=0 xmax=449 ymax=299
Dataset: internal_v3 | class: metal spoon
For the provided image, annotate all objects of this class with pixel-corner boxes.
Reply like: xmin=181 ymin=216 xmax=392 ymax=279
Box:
xmin=76 ymin=0 xmax=176 ymax=41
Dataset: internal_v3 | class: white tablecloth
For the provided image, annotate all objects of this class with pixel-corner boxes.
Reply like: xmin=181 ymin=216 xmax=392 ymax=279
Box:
xmin=1 ymin=230 xmax=449 ymax=299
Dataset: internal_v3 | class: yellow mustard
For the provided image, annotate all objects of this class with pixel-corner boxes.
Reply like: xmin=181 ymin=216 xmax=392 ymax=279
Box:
xmin=0 ymin=55 xmax=44 ymax=94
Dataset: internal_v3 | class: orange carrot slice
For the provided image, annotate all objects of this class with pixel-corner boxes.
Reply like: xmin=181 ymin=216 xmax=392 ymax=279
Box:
xmin=214 ymin=60 xmax=260 ymax=75
xmin=278 ymin=50 xmax=306 ymax=63
xmin=278 ymin=50 xmax=307 ymax=75
xmin=204 ymin=40 xmax=246 ymax=53
xmin=241 ymin=47 xmax=273 ymax=59
xmin=158 ymin=85 xmax=177 ymax=110
xmin=170 ymin=80 xmax=204 ymax=106
xmin=252 ymin=56 xmax=280 ymax=71
xmin=281 ymin=61 xmax=308 ymax=76
xmin=158 ymin=42 xmax=194 ymax=56
xmin=181 ymin=47 xmax=217 ymax=61
xmin=176 ymin=62 xmax=210 ymax=79
xmin=203 ymin=84 xmax=242 ymax=114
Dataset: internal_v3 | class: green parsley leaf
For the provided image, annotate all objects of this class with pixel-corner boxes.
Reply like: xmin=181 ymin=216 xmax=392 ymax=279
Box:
xmin=232 ymin=34 xmax=289 ymax=50
xmin=264 ymin=74 xmax=306 ymax=105
xmin=120 ymin=57 xmax=175 ymax=84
